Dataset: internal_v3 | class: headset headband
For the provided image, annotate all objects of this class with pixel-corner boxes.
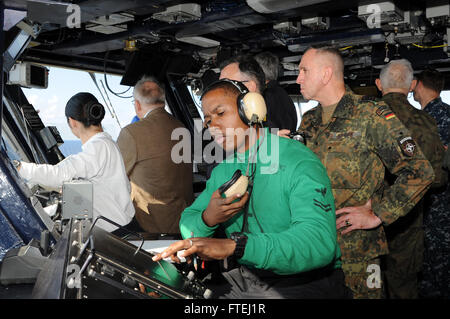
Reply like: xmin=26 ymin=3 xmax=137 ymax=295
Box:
xmin=200 ymin=78 xmax=249 ymax=100
xmin=200 ymin=78 xmax=266 ymax=126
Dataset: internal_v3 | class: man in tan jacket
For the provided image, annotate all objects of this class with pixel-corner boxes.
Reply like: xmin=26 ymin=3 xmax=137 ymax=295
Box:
xmin=117 ymin=76 xmax=194 ymax=236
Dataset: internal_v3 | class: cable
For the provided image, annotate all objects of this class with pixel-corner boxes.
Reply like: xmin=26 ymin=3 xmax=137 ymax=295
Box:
xmin=241 ymin=126 xmax=266 ymax=234
xmin=411 ymin=43 xmax=448 ymax=49
xmin=104 ymin=73 xmax=133 ymax=98
xmin=339 ymin=46 xmax=354 ymax=51
xmin=103 ymin=51 xmax=133 ymax=99
xmin=88 ymin=72 xmax=122 ymax=129
xmin=100 ymin=79 xmax=122 ymax=129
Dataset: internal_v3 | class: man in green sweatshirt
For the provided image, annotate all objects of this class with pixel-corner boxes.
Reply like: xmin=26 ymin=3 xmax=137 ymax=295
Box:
xmin=153 ymin=79 xmax=350 ymax=298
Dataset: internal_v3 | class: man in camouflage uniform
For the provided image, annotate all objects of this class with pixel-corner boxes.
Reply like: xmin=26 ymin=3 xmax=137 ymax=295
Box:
xmin=413 ymin=69 xmax=450 ymax=298
xmin=296 ymin=47 xmax=434 ymax=299
xmin=374 ymin=60 xmax=446 ymax=299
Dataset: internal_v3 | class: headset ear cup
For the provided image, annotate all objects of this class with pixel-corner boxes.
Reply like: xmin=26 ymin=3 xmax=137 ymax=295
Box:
xmin=241 ymin=92 xmax=267 ymax=124
xmin=237 ymin=93 xmax=250 ymax=125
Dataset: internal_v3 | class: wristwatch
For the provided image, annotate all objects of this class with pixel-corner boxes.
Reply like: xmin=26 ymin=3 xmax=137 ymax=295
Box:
xmin=12 ymin=160 xmax=21 ymax=170
xmin=230 ymin=232 xmax=248 ymax=259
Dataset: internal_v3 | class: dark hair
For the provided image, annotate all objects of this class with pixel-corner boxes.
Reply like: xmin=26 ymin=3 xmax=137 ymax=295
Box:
xmin=219 ymin=55 xmax=266 ymax=92
xmin=416 ymin=68 xmax=445 ymax=93
xmin=200 ymin=79 xmax=245 ymax=101
xmin=254 ymin=51 xmax=279 ymax=81
xmin=65 ymin=92 xmax=105 ymax=127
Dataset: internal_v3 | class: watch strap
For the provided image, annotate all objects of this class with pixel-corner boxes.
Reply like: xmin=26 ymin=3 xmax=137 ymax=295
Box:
xmin=230 ymin=232 xmax=248 ymax=259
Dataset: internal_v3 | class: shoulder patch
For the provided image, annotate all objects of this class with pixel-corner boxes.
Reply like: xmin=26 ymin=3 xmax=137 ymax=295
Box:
xmin=398 ymin=136 xmax=416 ymax=157
xmin=375 ymin=105 xmax=396 ymax=120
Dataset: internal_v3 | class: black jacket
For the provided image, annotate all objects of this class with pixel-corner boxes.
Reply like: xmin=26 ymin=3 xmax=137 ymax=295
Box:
xmin=263 ymin=80 xmax=298 ymax=132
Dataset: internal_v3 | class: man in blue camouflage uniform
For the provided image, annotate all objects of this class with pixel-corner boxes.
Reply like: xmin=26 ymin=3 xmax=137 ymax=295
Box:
xmin=413 ymin=68 xmax=450 ymax=298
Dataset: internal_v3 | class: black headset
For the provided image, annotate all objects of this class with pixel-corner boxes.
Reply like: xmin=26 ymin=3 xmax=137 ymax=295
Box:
xmin=201 ymin=78 xmax=267 ymax=126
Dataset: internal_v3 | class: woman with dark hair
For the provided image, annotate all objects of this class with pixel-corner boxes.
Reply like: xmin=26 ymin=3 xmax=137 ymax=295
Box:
xmin=15 ymin=92 xmax=135 ymax=232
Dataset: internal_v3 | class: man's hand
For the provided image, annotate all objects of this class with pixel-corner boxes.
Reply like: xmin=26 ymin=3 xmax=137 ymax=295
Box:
xmin=277 ymin=129 xmax=291 ymax=139
xmin=335 ymin=199 xmax=382 ymax=235
xmin=202 ymin=190 xmax=249 ymax=227
xmin=152 ymin=237 xmax=236 ymax=263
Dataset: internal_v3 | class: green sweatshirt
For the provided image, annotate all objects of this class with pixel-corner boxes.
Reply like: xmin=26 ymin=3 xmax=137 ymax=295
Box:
xmin=180 ymin=129 xmax=341 ymax=275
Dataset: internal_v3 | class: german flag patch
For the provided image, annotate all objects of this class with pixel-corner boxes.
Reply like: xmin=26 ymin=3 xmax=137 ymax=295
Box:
xmin=375 ymin=104 xmax=396 ymax=120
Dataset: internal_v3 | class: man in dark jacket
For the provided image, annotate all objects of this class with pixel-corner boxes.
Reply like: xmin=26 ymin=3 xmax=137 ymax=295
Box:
xmin=255 ymin=52 xmax=298 ymax=132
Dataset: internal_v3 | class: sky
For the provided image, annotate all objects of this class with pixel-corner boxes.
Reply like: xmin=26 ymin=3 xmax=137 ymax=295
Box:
xmin=22 ymin=66 xmax=135 ymax=141
xmin=22 ymin=66 xmax=450 ymax=142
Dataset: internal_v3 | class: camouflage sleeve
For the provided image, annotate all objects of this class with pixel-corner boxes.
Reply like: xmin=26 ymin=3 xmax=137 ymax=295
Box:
xmin=299 ymin=109 xmax=316 ymax=132
xmin=367 ymin=102 xmax=434 ymax=226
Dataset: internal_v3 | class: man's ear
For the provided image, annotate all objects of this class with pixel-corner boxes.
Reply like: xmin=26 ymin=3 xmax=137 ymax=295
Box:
xmin=246 ymin=80 xmax=259 ymax=93
xmin=322 ymin=66 xmax=333 ymax=85
xmin=135 ymin=99 xmax=142 ymax=116
xmin=409 ymin=79 xmax=417 ymax=92
xmin=375 ymin=78 xmax=382 ymax=92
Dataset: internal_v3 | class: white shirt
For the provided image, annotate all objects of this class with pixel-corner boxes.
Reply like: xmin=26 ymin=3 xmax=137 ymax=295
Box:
xmin=19 ymin=132 xmax=135 ymax=232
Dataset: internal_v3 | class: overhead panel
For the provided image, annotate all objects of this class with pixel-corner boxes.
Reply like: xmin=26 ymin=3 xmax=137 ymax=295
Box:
xmin=25 ymin=0 xmax=166 ymax=28
xmin=246 ymin=0 xmax=329 ymax=13
xmin=86 ymin=13 xmax=134 ymax=35
xmin=152 ymin=3 xmax=201 ymax=24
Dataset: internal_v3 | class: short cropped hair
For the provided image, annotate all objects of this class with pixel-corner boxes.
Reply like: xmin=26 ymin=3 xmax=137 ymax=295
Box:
xmin=416 ymin=68 xmax=445 ymax=93
xmin=254 ymin=51 xmax=279 ymax=81
xmin=200 ymin=80 xmax=241 ymax=102
xmin=133 ymin=75 xmax=165 ymax=105
xmin=379 ymin=59 xmax=414 ymax=90
xmin=219 ymin=55 xmax=266 ymax=92
xmin=305 ymin=45 xmax=345 ymax=78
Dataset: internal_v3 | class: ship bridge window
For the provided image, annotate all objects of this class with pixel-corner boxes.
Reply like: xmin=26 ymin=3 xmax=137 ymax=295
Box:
xmin=22 ymin=67 xmax=133 ymax=156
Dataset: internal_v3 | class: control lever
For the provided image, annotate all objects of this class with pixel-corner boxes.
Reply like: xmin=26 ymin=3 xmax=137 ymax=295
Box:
xmin=87 ymin=215 xmax=144 ymax=256
xmin=40 ymin=230 xmax=50 ymax=256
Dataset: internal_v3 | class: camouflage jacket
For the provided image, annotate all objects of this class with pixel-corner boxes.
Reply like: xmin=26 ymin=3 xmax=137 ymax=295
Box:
xmin=382 ymin=93 xmax=446 ymax=188
xmin=299 ymin=89 xmax=434 ymax=262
